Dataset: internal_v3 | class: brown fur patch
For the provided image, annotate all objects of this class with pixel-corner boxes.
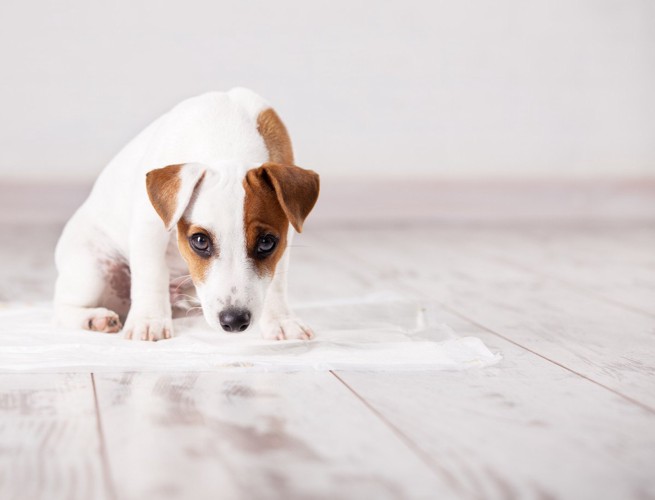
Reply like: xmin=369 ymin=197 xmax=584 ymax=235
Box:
xmin=254 ymin=163 xmax=320 ymax=232
xmin=145 ymin=164 xmax=183 ymax=228
xmin=243 ymin=169 xmax=290 ymax=277
xmin=176 ymin=219 xmax=216 ymax=284
xmin=257 ymin=108 xmax=294 ymax=165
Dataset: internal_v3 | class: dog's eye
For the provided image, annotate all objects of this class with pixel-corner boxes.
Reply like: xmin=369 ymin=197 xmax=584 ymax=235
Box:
xmin=189 ymin=233 xmax=211 ymax=256
xmin=256 ymin=235 xmax=278 ymax=258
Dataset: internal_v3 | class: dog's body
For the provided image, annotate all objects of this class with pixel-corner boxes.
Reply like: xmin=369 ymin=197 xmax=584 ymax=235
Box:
xmin=54 ymin=88 xmax=319 ymax=341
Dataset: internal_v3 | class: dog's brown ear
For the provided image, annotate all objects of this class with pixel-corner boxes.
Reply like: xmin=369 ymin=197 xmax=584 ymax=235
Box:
xmin=145 ymin=163 xmax=206 ymax=230
xmin=254 ymin=163 xmax=320 ymax=232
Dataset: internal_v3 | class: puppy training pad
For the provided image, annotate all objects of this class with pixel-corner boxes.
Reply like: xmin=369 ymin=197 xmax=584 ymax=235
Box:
xmin=0 ymin=296 xmax=501 ymax=372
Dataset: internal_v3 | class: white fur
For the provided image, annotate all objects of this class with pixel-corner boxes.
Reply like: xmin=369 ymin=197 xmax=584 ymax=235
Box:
xmin=54 ymin=88 xmax=312 ymax=341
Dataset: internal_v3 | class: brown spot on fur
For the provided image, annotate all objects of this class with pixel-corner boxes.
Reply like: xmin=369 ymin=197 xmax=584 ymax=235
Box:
xmin=176 ymin=219 xmax=216 ymax=284
xmin=255 ymin=108 xmax=319 ymax=232
xmin=246 ymin=163 xmax=320 ymax=233
xmin=145 ymin=164 xmax=182 ymax=228
xmin=257 ymin=108 xmax=294 ymax=165
xmin=105 ymin=259 xmax=131 ymax=301
xmin=243 ymin=169 xmax=290 ymax=277
xmin=243 ymin=163 xmax=319 ymax=276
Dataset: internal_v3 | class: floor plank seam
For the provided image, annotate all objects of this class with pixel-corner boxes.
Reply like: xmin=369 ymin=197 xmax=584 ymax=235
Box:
xmin=484 ymin=253 xmax=655 ymax=320
xmin=439 ymin=304 xmax=655 ymax=415
xmin=91 ymin=373 xmax=118 ymax=500
xmin=329 ymin=370 xmax=464 ymax=492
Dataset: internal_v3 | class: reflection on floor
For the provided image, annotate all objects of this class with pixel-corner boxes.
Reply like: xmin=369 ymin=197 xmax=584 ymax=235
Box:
xmin=1 ymin=219 xmax=654 ymax=499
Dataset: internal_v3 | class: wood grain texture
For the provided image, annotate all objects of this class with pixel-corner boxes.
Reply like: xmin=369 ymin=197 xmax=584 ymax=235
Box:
xmin=316 ymin=227 xmax=655 ymax=410
xmin=2 ymin=202 xmax=655 ymax=500
xmin=0 ymin=374 xmax=111 ymax=500
xmin=0 ymin=221 xmax=62 ymax=303
xmin=447 ymin=225 xmax=655 ymax=317
xmin=295 ymin=230 xmax=655 ymax=499
xmin=93 ymin=372 xmax=445 ymax=500
xmin=335 ymin=359 xmax=655 ymax=500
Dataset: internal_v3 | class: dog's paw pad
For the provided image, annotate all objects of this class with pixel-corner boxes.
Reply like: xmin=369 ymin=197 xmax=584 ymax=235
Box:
xmin=87 ymin=311 xmax=122 ymax=333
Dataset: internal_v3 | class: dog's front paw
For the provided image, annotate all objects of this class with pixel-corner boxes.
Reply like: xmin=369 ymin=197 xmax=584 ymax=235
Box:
xmin=123 ymin=316 xmax=173 ymax=341
xmin=260 ymin=316 xmax=314 ymax=341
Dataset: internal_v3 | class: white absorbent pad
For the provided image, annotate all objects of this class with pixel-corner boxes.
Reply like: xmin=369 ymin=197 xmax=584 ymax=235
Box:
xmin=0 ymin=296 xmax=501 ymax=372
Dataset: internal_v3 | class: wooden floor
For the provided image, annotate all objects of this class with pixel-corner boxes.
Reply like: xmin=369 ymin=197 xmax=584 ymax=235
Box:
xmin=1 ymin=220 xmax=654 ymax=499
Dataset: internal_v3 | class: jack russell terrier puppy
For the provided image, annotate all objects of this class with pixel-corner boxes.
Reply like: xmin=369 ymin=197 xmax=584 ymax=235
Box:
xmin=53 ymin=88 xmax=320 ymax=341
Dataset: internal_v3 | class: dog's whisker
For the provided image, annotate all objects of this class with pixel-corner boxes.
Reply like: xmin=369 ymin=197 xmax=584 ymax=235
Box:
xmin=174 ymin=301 xmax=201 ymax=309
xmin=174 ymin=302 xmax=201 ymax=310
xmin=175 ymin=293 xmax=199 ymax=301
xmin=173 ymin=292 xmax=199 ymax=299
xmin=172 ymin=276 xmax=194 ymax=292
xmin=184 ymin=306 xmax=204 ymax=317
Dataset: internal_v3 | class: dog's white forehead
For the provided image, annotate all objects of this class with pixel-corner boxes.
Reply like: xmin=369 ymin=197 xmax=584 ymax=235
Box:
xmin=186 ymin=164 xmax=249 ymax=235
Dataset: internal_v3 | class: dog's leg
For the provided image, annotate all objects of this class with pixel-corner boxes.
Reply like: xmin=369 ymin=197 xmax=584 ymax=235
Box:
xmin=53 ymin=218 xmax=123 ymax=334
xmin=259 ymin=232 xmax=314 ymax=340
xmin=122 ymin=220 xmax=173 ymax=341
xmin=54 ymin=304 xmax=122 ymax=333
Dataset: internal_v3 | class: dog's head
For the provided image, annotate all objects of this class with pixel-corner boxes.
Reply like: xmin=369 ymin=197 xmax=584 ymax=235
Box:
xmin=145 ymin=161 xmax=319 ymax=332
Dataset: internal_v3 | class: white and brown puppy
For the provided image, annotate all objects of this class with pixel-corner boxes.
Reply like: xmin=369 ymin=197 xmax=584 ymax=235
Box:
xmin=53 ymin=88 xmax=319 ymax=341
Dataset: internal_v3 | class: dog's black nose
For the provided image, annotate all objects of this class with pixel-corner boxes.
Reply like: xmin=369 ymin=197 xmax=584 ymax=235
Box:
xmin=219 ymin=308 xmax=251 ymax=332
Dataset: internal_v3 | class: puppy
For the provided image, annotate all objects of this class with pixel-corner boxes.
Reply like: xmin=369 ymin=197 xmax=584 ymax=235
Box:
xmin=53 ymin=88 xmax=319 ymax=341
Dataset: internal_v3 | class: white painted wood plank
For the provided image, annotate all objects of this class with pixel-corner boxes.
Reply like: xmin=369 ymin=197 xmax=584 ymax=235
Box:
xmin=318 ymin=228 xmax=655 ymax=409
xmin=335 ymin=342 xmax=655 ymax=500
xmin=0 ymin=221 xmax=61 ymax=303
xmin=93 ymin=372 xmax=447 ymax=500
xmin=286 ymin=231 xmax=384 ymax=304
xmin=436 ymin=225 xmax=655 ymax=315
xmin=0 ymin=373 xmax=111 ymax=500
xmin=293 ymin=231 xmax=655 ymax=499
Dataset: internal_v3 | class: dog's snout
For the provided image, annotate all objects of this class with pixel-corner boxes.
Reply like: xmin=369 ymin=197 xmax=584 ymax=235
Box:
xmin=219 ymin=308 xmax=252 ymax=332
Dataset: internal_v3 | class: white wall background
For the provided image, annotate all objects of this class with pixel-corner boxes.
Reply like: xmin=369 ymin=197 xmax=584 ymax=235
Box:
xmin=0 ymin=0 xmax=653 ymax=182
